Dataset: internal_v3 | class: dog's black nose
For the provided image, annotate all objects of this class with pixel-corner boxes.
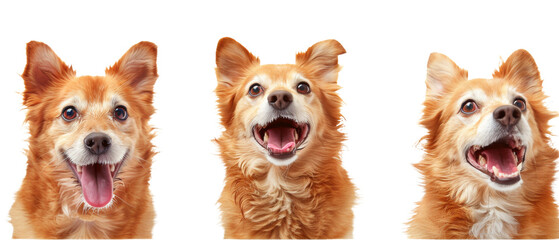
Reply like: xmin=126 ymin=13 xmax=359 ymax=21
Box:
xmin=493 ymin=105 xmax=521 ymax=128
xmin=268 ymin=90 xmax=293 ymax=110
xmin=84 ymin=132 xmax=112 ymax=155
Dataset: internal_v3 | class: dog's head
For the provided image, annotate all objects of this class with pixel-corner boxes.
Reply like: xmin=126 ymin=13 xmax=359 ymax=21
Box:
xmin=421 ymin=50 xmax=556 ymax=192
xmin=215 ymin=38 xmax=345 ymax=168
xmin=22 ymin=41 xmax=157 ymax=210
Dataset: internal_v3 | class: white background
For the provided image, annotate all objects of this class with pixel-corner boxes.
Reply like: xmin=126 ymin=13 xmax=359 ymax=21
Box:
xmin=2 ymin=1 xmax=559 ymax=239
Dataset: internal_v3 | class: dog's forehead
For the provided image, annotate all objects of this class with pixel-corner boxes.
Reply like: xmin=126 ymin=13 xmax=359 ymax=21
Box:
xmin=249 ymin=65 xmax=304 ymax=86
xmin=454 ymin=78 xmax=521 ymax=104
xmin=59 ymin=76 xmax=126 ymax=111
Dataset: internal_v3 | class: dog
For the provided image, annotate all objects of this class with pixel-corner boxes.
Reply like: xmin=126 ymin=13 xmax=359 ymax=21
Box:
xmin=408 ymin=50 xmax=559 ymax=238
xmin=214 ymin=37 xmax=356 ymax=239
xmin=9 ymin=41 xmax=158 ymax=238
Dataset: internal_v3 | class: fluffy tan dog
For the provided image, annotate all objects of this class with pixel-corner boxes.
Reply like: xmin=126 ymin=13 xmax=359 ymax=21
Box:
xmin=10 ymin=41 xmax=158 ymax=238
xmin=215 ymin=37 xmax=356 ymax=238
xmin=408 ymin=50 xmax=559 ymax=238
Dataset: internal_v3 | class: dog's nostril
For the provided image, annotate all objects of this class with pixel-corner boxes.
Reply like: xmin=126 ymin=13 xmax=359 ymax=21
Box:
xmin=270 ymin=95 xmax=277 ymax=103
xmin=496 ymin=110 xmax=506 ymax=119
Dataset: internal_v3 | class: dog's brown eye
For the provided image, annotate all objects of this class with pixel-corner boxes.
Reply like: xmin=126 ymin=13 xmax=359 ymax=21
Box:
xmin=460 ymin=100 xmax=479 ymax=114
xmin=114 ymin=106 xmax=128 ymax=121
xmin=248 ymin=84 xmax=264 ymax=97
xmin=297 ymin=82 xmax=311 ymax=94
xmin=62 ymin=106 xmax=78 ymax=121
xmin=513 ymin=98 xmax=526 ymax=111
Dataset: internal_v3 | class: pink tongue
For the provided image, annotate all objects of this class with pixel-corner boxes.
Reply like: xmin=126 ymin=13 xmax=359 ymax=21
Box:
xmin=80 ymin=164 xmax=113 ymax=207
xmin=481 ymin=147 xmax=518 ymax=174
xmin=266 ymin=127 xmax=296 ymax=154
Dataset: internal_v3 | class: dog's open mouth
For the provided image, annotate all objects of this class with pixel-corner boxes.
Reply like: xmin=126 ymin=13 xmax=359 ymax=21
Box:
xmin=253 ymin=117 xmax=310 ymax=159
xmin=466 ymin=137 xmax=526 ymax=185
xmin=64 ymin=151 xmax=128 ymax=208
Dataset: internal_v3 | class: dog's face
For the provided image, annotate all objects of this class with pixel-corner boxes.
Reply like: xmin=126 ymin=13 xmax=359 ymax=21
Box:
xmin=22 ymin=42 xmax=157 ymax=209
xmin=423 ymin=50 xmax=553 ymax=191
xmin=215 ymin=38 xmax=345 ymax=167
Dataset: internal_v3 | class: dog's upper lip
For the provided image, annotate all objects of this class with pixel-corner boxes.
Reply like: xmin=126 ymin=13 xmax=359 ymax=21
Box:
xmin=465 ymin=136 xmax=525 ymax=185
xmin=252 ymin=117 xmax=310 ymax=158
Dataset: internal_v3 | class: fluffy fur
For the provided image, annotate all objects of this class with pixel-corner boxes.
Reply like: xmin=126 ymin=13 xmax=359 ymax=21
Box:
xmin=9 ymin=41 xmax=158 ymax=238
xmin=215 ymin=37 xmax=355 ymax=239
xmin=408 ymin=50 xmax=559 ymax=238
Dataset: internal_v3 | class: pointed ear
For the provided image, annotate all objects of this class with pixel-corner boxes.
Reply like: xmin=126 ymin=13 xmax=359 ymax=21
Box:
xmin=295 ymin=39 xmax=346 ymax=83
xmin=22 ymin=41 xmax=74 ymax=97
xmin=425 ymin=52 xmax=468 ymax=99
xmin=493 ymin=49 xmax=541 ymax=94
xmin=215 ymin=37 xmax=259 ymax=87
xmin=106 ymin=41 xmax=158 ymax=93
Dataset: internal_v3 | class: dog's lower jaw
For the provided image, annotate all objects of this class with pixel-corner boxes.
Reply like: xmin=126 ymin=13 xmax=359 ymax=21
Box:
xmin=488 ymin=178 xmax=523 ymax=191
xmin=266 ymin=154 xmax=297 ymax=166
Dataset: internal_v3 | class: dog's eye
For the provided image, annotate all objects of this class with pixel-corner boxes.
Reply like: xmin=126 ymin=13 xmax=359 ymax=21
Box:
xmin=248 ymin=84 xmax=264 ymax=97
xmin=61 ymin=106 xmax=78 ymax=121
xmin=114 ymin=106 xmax=128 ymax=121
xmin=513 ymin=98 xmax=526 ymax=111
xmin=460 ymin=100 xmax=479 ymax=114
xmin=296 ymin=82 xmax=311 ymax=94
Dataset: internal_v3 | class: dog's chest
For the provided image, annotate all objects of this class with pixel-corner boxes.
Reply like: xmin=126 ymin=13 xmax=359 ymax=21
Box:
xmin=469 ymin=201 xmax=519 ymax=239
xmin=245 ymin=171 xmax=315 ymax=238
xmin=57 ymin=217 xmax=116 ymax=239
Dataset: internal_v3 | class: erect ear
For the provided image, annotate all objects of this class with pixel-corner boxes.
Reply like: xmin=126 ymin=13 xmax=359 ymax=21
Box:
xmin=106 ymin=41 xmax=158 ymax=93
xmin=425 ymin=52 xmax=468 ymax=99
xmin=215 ymin=37 xmax=260 ymax=87
xmin=295 ymin=39 xmax=346 ymax=83
xmin=493 ymin=49 xmax=542 ymax=94
xmin=21 ymin=41 xmax=75 ymax=97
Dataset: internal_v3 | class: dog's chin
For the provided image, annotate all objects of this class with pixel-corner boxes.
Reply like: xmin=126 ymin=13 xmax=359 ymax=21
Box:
xmin=252 ymin=117 xmax=310 ymax=166
xmin=63 ymin=150 xmax=129 ymax=208
xmin=464 ymin=136 xmax=526 ymax=191
xmin=266 ymin=154 xmax=298 ymax=166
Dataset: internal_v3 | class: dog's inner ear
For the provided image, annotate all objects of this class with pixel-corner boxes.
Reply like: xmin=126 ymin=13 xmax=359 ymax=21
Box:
xmin=215 ymin=37 xmax=260 ymax=87
xmin=295 ymin=40 xmax=346 ymax=83
xmin=22 ymin=41 xmax=74 ymax=94
xmin=107 ymin=42 xmax=158 ymax=93
xmin=425 ymin=52 xmax=468 ymax=99
xmin=493 ymin=49 xmax=542 ymax=94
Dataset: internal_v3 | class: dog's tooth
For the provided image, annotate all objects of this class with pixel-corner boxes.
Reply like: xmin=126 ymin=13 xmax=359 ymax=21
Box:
xmin=478 ymin=155 xmax=487 ymax=168
xmin=513 ymin=154 xmax=518 ymax=164
xmin=263 ymin=132 xmax=269 ymax=143
xmin=294 ymin=131 xmax=299 ymax=141
xmin=110 ymin=164 xmax=115 ymax=172
xmin=492 ymin=166 xmax=499 ymax=175
xmin=77 ymin=165 xmax=82 ymax=173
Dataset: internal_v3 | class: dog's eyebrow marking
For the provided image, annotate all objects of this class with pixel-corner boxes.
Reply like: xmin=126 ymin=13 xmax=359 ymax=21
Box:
xmin=110 ymin=95 xmax=126 ymax=107
xmin=294 ymin=73 xmax=309 ymax=83
xmin=60 ymin=96 xmax=85 ymax=110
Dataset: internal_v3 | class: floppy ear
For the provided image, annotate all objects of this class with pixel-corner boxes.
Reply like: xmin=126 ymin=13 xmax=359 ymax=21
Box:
xmin=295 ymin=39 xmax=346 ymax=83
xmin=22 ymin=41 xmax=74 ymax=102
xmin=425 ymin=52 xmax=468 ymax=99
xmin=106 ymin=41 xmax=158 ymax=93
xmin=215 ymin=37 xmax=260 ymax=87
xmin=493 ymin=49 xmax=541 ymax=94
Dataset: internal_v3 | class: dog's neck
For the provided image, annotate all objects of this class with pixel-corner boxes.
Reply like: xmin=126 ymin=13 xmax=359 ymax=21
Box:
xmin=452 ymin=181 xmax=526 ymax=239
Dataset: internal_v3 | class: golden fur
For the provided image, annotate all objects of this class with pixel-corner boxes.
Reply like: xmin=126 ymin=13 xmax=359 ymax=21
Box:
xmin=408 ymin=50 xmax=559 ymax=238
xmin=9 ymin=41 xmax=158 ymax=238
xmin=215 ymin=37 xmax=355 ymax=239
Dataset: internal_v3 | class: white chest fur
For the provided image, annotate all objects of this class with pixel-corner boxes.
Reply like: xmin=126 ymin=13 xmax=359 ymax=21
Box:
xmin=469 ymin=199 xmax=519 ymax=238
